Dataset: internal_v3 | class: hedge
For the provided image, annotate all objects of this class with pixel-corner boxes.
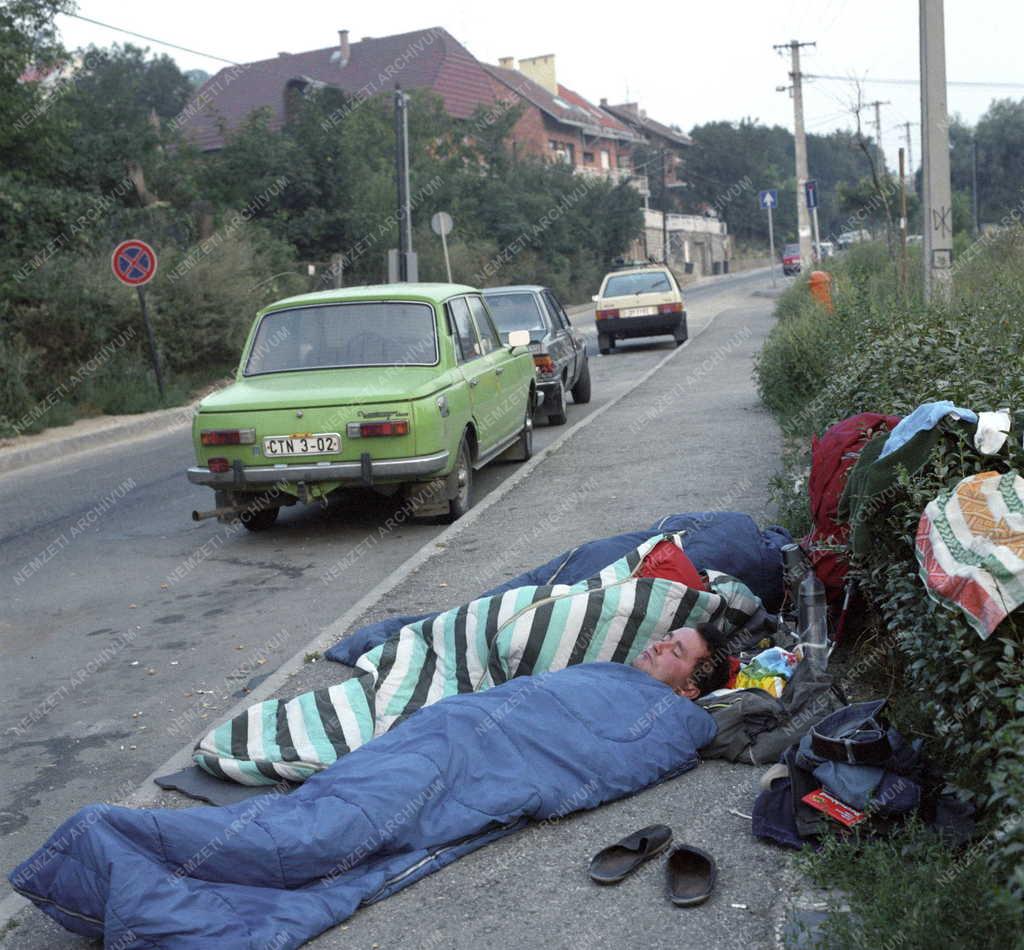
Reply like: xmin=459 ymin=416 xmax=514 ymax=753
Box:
xmin=755 ymin=231 xmax=1024 ymax=897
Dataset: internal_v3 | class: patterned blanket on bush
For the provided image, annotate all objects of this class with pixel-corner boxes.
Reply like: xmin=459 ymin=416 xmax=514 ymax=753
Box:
xmin=194 ymin=533 xmax=765 ymax=784
xmin=916 ymin=469 xmax=1024 ymax=638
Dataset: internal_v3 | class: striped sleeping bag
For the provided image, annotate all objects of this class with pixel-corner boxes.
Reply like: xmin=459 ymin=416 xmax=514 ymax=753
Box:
xmin=195 ymin=533 xmax=766 ymax=784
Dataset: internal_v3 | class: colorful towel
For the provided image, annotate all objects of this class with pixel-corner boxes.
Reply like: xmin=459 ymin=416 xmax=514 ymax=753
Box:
xmin=194 ymin=534 xmax=767 ymax=784
xmin=915 ymin=470 xmax=1024 ymax=638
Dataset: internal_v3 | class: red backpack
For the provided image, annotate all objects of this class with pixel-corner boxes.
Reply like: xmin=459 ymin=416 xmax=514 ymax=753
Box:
xmin=802 ymin=412 xmax=901 ymax=601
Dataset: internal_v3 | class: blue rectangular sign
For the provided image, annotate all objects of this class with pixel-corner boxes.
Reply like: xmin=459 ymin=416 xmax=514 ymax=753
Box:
xmin=759 ymin=189 xmax=778 ymax=210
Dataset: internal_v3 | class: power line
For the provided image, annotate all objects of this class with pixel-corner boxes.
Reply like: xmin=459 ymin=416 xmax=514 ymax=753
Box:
xmin=60 ymin=12 xmax=240 ymax=65
xmin=807 ymin=72 xmax=1024 ymax=89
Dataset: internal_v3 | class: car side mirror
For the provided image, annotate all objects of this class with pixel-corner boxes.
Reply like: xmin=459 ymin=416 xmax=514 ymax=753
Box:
xmin=591 ymin=295 xmax=600 ymax=303
xmin=507 ymin=330 xmax=530 ymax=348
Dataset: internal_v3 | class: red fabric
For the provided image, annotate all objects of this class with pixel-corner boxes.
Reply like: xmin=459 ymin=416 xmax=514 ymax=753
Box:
xmin=802 ymin=412 xmax=902 ymax=601
xmin=725 ymin=655 xmax=741 ymax=689
xmin=638 ymin=541 xmax=707 ymax=590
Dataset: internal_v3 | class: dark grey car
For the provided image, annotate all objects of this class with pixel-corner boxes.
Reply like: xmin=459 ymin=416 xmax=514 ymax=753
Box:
xmin=483 ymin=286 xmax=591 ymax=425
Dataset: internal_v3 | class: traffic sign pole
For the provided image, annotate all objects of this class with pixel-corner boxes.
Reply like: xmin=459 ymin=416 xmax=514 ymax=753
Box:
xmin=136 ymin=286 xmax=165 ymax=399
xmin=111 ymin=239 xmax=163 ymax=400
xmin=430 ymin=211 xmax=454 ymax=283
xmin=805 ymin=180 xmax=822 ymax=263
xmin=767 ymin=203 xmax=777 ymax=288
xmin=438 ymin=228 xmax=450 ymax=284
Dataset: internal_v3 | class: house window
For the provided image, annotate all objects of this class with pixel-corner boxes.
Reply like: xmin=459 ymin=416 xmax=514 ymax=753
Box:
xmin=549 ymin=140 xmax=575 ymax=165
xmin=583 ymin=151 xmax=594 ymax=164
xmin=600 ymin=149 xmax=611 ymax=170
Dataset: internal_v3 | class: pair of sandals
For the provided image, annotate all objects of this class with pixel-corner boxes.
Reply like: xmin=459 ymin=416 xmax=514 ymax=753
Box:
xmin=588 ymin=824 xmax=715 ymax=906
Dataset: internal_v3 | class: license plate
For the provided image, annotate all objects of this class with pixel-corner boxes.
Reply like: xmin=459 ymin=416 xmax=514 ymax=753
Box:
xmin=263 ymin=433 xmax=341 ymax=457
xmin=622 ymin=306 xmax=658 ymax=317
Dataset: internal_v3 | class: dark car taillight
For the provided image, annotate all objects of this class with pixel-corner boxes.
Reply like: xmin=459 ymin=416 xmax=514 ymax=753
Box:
xmin=208 ymin=457 xmax=230 ymax=473
xmin=533 ymin=355 xmax=557 ymax=374
xmin=658 ymin=302 xmax=683 ymax=314
xmin=596 ymin=308 xmax=619 ymax=319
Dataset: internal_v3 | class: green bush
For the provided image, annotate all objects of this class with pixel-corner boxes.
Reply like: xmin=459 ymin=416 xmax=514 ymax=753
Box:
xmin=0 ymin=332 xmax=40 ymax=436
xmin=798 ymin=820 xmax=1022 ymax=950
xmin=755 ymin=229 xmax=1024 ymax=897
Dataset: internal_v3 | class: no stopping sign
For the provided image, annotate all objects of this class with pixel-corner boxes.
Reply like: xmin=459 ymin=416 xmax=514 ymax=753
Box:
xmin=111 ymin=240 xmax=158 ymax=286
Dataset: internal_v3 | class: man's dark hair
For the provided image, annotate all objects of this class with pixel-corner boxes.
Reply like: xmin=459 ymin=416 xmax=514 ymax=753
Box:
xmin=691 ymin=622 xmax=733 ymax=697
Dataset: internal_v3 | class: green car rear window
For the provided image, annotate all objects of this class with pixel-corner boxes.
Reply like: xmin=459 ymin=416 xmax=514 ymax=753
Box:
xmin=244 ymin=301 xmax=439 ymax=374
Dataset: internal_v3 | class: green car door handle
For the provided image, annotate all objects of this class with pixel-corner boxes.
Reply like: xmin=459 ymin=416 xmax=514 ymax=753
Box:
xmin=469 ymin=377 xmax=479 ymax=387
xmin=495 ymin=366 xmax=504 ymax=375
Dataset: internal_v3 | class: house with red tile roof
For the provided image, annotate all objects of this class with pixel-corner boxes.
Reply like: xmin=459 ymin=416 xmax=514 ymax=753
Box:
xmin=480 ymin=55 xmax=644 ymax=192
xmin=174 ymin=28 xmax=498 ymax=151
xmin=173 ymin=30 xmax=647 ymax=199
xmin=600 ymin=100 xmax=693 ymax=211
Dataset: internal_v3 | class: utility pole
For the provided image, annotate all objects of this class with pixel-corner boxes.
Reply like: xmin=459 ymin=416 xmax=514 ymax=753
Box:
xmin=919 ymin=0 xmax=954 ymax=302
xmin=774 ymin=39 xmax=815 ymax=271
xmin=393 ymin=86 xmax=414 ymax=282
xmin=661 ymin=148 xmax=669 ymax=264
xmin=904 ymin=121 xmax=918 ymax=194
xmin=899 ymin=147 xmax=909 ymax=295
xmin=971 ymin=136 xmax=980 ymax=234
xmin=867 ymin=100 xmax=891 ymax=171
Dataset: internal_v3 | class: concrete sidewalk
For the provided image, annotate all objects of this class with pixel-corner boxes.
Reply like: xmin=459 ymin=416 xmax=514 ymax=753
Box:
xmin=292 ymin=289 xmax=791 ymax=948
xmin=2 ymin=285 xmax=800 ymax=950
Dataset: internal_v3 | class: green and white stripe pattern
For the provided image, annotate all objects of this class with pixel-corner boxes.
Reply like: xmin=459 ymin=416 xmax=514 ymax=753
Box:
xmin=194 ymin=534 xmax=764 ymax=785
xmin=915 ymin=469 xmax=1024 ymax=638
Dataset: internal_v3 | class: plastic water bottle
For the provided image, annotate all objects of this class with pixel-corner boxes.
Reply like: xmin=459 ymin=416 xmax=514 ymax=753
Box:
xmin=798 ymin=570 xmax=829 ymax=672
xmin=781 ymin=543 xmax=807 ymax=607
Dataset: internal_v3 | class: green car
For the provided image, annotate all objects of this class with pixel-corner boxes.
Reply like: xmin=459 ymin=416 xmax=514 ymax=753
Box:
xmin=187 ymin=283 xmax=537 ymax=530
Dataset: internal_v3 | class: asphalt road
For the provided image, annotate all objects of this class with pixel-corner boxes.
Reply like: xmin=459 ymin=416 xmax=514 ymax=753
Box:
xmin=0 ymin=266 xmax=787 ymax=947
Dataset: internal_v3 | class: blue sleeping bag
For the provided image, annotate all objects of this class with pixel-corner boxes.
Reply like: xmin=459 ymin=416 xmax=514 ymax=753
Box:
xmin=327 ymin=511 xmax=791 ymax=663
xmin=10 ymin=664 xmax=715 ymax=949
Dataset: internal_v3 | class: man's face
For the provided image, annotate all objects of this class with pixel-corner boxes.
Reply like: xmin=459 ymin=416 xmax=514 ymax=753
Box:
xmin=632 ymin=627 xmax=710 ymax=699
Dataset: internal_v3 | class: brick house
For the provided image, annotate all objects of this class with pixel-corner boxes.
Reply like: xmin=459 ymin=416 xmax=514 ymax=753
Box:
xmin=480 ymin=55 xmax=644 ymax=192
xmin=600 ymin=101 xmax=692 ymax=210
xmin=175 ymin=28 xmax=501 ymax=151
xmin=175 ymin=30 xmax=645 ymax=197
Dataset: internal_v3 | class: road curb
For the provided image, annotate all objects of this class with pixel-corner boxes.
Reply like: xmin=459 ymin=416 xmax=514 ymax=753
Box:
xmin=0 ymin=402 xmax=198 ymax=477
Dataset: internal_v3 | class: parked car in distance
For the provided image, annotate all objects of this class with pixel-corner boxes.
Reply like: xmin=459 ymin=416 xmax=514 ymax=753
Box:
xmin=482 ymin=285 xmax=590 ymax=425
xmin=187 ymin=284 xmax=537 ymax=530
xmin=591 ymin=262 xmax=687 ymax=355
xmin=836 ymin=228 xmax=872 ymax=249
xmin=782 ymin=243 xmax=802 ymax=276
xmin=817 ymin=241 xmax=836 ymax=260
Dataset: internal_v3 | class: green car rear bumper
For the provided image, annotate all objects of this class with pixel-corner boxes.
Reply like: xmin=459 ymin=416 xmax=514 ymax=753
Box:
xmin=186 ymin=449 xmax=450 ymax=488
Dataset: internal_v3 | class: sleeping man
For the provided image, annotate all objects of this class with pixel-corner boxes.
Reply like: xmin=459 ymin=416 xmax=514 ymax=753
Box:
xmin=194 ymin=534 xmax=754 ymax=786
xmin=632 ymin=624 xmax=731 ymax=699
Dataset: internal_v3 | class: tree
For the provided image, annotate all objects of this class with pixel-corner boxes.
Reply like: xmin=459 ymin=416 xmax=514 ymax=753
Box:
xmin=974 ymin=98 xmax=1024 ymax=224
xmin=0 ymin=0 xmax=74 ymax=175
xmin=58 ymin=44 xmax=193 ymax=196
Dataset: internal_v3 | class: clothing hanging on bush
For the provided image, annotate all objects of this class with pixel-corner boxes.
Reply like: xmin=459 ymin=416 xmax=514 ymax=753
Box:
xmin=915 ymin=469 xmax=1024 ymax=638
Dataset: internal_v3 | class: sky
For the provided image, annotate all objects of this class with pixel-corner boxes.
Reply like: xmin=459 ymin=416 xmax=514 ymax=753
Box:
xmin=54 ymin=0 xmax=1024 ymax=177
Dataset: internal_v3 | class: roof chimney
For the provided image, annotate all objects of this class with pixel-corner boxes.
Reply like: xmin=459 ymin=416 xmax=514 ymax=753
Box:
xmin=518 ymin=54 xmax=557 ymax=94
xmin=498 ymin=56 xmax=515 ymax=69
xmin=337 ymin=30 xmax=350 ymax=67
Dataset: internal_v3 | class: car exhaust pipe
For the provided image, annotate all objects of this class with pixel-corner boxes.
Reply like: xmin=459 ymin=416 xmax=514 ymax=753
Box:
xmin=191 ymin=506 xmax=239 ymax=522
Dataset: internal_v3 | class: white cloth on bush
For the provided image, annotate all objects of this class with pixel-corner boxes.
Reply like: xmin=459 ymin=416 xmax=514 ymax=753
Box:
xmin=974 ymin=409 xmax=1011 ymax=455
